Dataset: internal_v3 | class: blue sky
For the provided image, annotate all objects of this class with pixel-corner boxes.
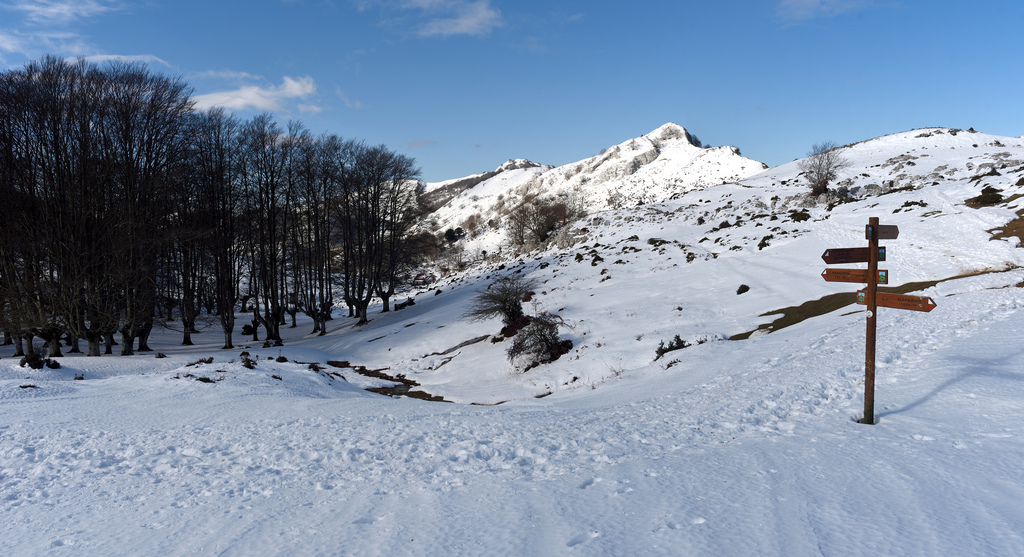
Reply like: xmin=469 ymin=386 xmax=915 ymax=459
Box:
xmin=2 ymin=0 xmax=1022 ymax=182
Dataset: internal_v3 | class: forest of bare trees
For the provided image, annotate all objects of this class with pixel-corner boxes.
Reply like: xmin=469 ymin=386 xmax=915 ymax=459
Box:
xmin=0 ymin=56 xmax=423 ymax=357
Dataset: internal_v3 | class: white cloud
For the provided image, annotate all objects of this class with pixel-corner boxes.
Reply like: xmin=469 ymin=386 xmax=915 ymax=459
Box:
xmin=191 ymin=69 xmax=261 ymax=81
xmin=356 ymin=0 xmax=502 ymax=37
xmin=193 ymin=76 xmax=318 ymax=112
xmin=777 ymin=0 xmax=866 ymax=22
xmin=418 ymin=0 xmax=501 ymax=37
xmin=0 ymin=31 xmax=25 ymax=54
xmin=7 ymin=0 xmax=121 ymax=24
xmin=81 ymin=54 xmax=172 ymax=67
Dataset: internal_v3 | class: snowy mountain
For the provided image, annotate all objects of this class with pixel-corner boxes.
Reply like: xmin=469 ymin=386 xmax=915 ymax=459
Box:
xmin=4 ymin=125 xmax=1024 ymax=555
xmin=421 ymin=122 xmax=766 ymax=256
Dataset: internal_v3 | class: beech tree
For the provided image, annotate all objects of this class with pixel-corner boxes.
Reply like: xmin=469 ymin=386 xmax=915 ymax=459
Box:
xmin=1 ymin=56 xmax=424 ymax=353
xmin=192 ymin=108 xmax=244 ymax=349
xmin=238 ymin=113 xmax=291 ymax=345
xmin=339 ymin=144 xmax=421 ymax=324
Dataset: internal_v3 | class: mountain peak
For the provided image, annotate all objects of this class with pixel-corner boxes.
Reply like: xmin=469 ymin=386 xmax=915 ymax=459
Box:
xmin=496 ymin=159 xmax=542 ymax=173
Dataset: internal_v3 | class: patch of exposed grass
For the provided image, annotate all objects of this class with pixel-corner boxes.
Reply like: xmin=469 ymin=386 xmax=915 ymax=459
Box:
xmin=978 ymin=193 xmax=1024 ymax=244
xmin=988 ymin=208 xmax=1024 ymax=245
xmin=967 ymin=186 xmax=1004 ymax=207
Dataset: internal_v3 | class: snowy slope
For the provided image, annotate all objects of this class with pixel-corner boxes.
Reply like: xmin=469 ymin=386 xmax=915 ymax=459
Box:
xmin=3 ymin=126 xmax=1024 ymax=556
xmin=421 ymin=123 xmax=766 ymax=259
xmin=521 ymin=122 xmax=766 ymax=212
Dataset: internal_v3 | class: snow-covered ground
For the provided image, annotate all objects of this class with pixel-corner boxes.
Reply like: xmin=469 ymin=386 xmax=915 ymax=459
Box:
xmin=4 ymin=127 xmax=1024 ymax=555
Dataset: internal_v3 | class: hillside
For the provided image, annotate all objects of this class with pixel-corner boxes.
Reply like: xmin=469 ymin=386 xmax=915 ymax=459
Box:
xmin=4 ymin=126 xmax=1024 ymax=555
xmin=346 ymin=126 xmax=1024 ymax=404
xmin=421 ymin=123 xmax=767 ymax=258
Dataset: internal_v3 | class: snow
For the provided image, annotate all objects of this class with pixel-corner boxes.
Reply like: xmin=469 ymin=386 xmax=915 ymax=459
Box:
xmin=4 ymin=126 xmax=1024 ymax=555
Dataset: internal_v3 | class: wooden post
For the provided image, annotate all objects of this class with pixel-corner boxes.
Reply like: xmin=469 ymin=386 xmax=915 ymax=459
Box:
xmin=862 ymin=217 xmax=879 ymax=425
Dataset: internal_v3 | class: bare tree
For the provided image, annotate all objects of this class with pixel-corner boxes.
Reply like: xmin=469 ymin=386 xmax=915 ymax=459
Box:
xmin=374 ymin=151 xmax=421 ymax=313
xmin=799 ymin=141 xmax=849 ymax=196
xmin=337 ymin=143 xmax=420 ymax=324
xmin=192 ymin=109 xmax=243 ymax=349
xmin=239 ymin=113 xmax=288 ymax=345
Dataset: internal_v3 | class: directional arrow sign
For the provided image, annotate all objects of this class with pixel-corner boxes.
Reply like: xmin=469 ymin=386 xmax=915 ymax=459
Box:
xmin=867 ymin=224 xmax=899 ymax=240
xmin=821 ymin=268 xmax=888 ymax=284
xmin=821 ymin=246 xmax=886 ymax=264
xmin=857 ymin=291 xmax=936 ymax=312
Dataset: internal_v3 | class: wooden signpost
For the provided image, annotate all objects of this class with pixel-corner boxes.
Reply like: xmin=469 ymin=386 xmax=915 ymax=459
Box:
xmin=821 ymin=217 xmax=935 ymax=425
xmin=821 ymin=247 xmax=886 ymax=265
xmin=857 ymin=291 xmax=936 ymax=312
xmin=822 ymin=268 xmax=888 ymax=284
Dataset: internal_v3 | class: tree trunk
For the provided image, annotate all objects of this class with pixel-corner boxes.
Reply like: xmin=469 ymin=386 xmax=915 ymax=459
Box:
xmin=120 ymin=327 xmax=135 ymax=356
xmin=220 ymin=311 xmax=235 ymax=350
xmin=38 ymin=326 xmax=63 ymax=357
xmin=12 ymin=334 xmax=25 ymax=358
xmin=251 ymin=309 xmax=260 ymax=342
xmin=355 ymin=301 xmax=370 ymax=325
xmin=137 ymin=320 xmax=153 ymax=352
xmin=46 ymin=336 xmax=63 ymax=358
xmin=181 ymin=298 xmax=197 ymax=345
xmin=85 ymin=333 xmax=102 ymax=357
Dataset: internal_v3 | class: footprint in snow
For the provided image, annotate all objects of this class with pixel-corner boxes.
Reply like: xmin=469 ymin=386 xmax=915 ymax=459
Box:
xmin=566 ymin=531 xmax=599 ymax=547
xmin=578 ymin=477 xmax=601 ymax=489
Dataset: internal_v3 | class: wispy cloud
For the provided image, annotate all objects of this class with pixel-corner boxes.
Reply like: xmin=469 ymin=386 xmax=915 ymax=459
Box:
xmin=193 ymin=76 xmax=318 ymax=112
xmin=777 ymin=0 xmax=866 ymax=22
xmin=82 ymin=54 xmax=172 ymax=67
xmin=335 ymin=87 xmax=365 ymax=109
xmin=6 ymin=0 xmax=121 ymax=25
xmin=417 ymin=0 xmax=501 ymax=37
xmin=192 ymin=69 xmax=261 ymax=81
xmin=408 ymin=139 xmax=438 ymax=149
xmin=0 ymin=30 xmax=26 ymax=54
xmin=357 ymin=0 xmax=502 ymax=38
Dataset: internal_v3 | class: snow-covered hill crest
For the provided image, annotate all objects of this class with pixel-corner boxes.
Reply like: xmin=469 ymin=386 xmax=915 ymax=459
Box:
xmin=520 ymin=122 xmax=766 ymax=212
xmin=422 ymin=122 xmax=766 ymax=254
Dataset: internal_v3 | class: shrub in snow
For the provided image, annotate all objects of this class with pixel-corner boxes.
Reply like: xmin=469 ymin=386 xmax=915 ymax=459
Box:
xmin=19 ymin=352 xmax=45 ymax=370
xmin=655 ymin=334 xmax=718 ymax=360
xmin=464 ymin=275 xmax=539 ymax=334
xmin=240 ymin=353 xmax=257 ymax=369
xmin=507 ymin=311 xmax=572 ymax=368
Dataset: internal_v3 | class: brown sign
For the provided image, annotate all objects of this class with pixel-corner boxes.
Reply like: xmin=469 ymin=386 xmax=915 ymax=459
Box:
xmin=867 ymin=224 xmax=899 ymax=240
xmin=821 ymin=268 xmax=888 ymax=284
xmin=821 ymin=246 xmax=886 ymax=265
xmin=857 ymin=291 xmax=936 ymax=312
